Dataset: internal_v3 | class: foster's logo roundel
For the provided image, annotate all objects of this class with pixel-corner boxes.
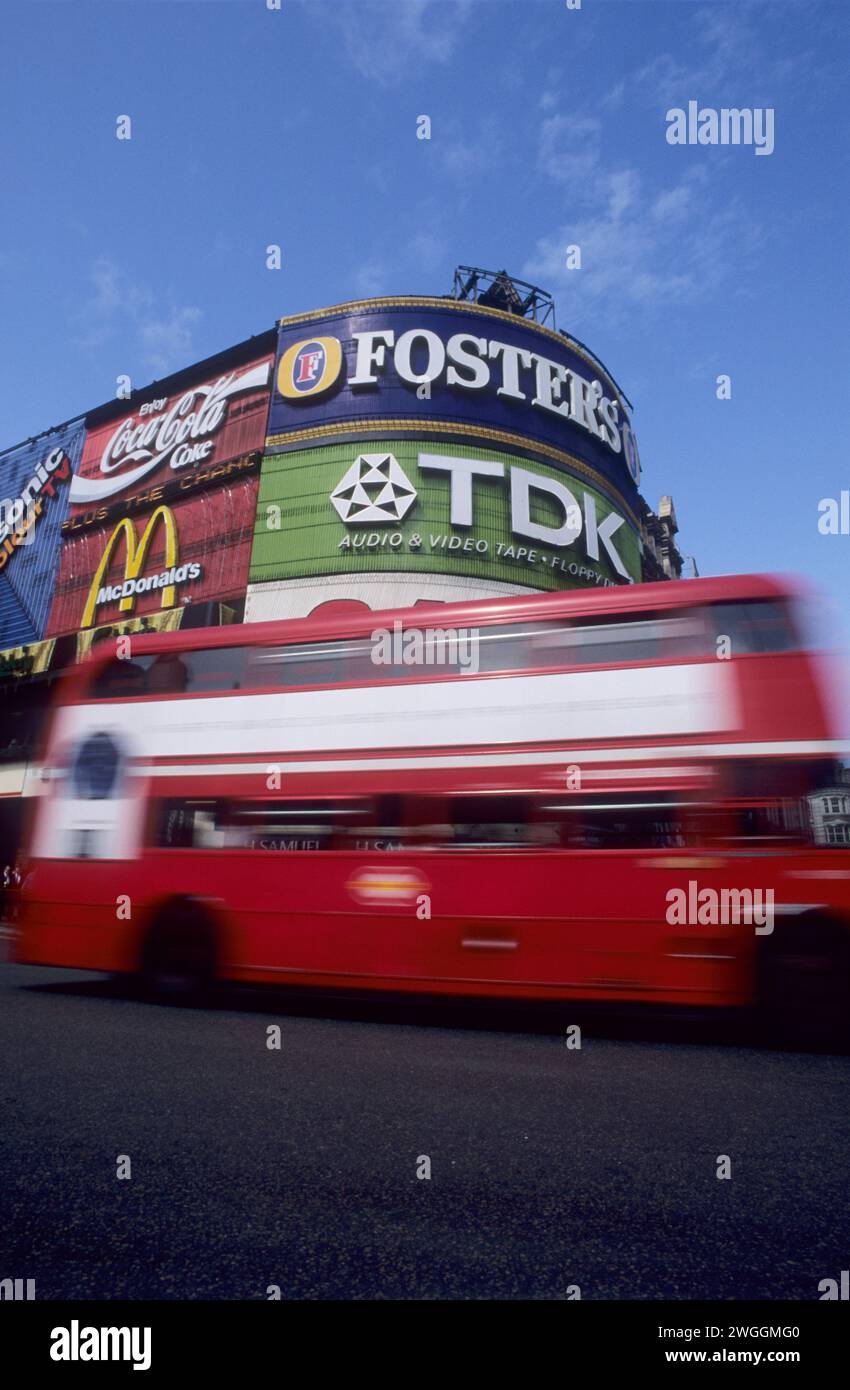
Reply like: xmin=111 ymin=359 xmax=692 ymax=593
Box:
xmin=277 ymin=336 xmax=343 ymax=400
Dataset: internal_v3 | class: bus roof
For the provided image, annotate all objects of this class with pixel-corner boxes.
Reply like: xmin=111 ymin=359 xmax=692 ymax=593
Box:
xmin=79 ymin=572 xmax=809 ymax=661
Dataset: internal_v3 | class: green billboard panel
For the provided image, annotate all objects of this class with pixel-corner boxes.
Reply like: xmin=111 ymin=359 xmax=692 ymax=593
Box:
xmin=250 ymin=440 xmax=641 ymax=592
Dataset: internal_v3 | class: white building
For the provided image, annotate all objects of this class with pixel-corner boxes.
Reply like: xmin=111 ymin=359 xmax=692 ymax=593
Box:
xmin=806 ymin=769 xmax=850 ymax=846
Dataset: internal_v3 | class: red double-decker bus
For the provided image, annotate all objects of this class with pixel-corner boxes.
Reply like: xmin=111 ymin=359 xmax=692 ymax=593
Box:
xmin=14 ymin=574 xmax=850 ymax=1039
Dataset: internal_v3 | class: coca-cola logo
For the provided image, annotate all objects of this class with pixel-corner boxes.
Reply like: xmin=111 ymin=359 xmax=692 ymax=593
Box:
xmin=70 ymin=360 xmax=271 ymax=505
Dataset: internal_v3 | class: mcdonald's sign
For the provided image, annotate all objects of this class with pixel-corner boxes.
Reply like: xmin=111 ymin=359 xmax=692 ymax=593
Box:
xmin=81 ymin=506 xmax=201 ymax=628
xmin=46 ymin=473 xmax=258 ymax=641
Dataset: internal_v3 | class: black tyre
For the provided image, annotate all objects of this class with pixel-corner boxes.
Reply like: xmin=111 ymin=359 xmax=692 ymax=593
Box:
xmin=757 ymin=915 xmax=850 ymax=1048
xmin=140 ymin=900 xmax=218 ymax=1004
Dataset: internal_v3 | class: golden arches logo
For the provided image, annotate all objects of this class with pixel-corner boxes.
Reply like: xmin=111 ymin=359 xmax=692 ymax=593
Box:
xmin=81 ymin=505 xmax=179 ymax=628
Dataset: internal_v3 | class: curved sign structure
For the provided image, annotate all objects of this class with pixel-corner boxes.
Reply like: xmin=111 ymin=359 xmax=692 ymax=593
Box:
xmin=268 ymin=298 xmax=641 ymax=500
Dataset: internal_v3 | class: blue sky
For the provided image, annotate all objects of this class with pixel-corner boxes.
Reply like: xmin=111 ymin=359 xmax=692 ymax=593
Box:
xmin=1 ymin=0 xmax=848 ymax=638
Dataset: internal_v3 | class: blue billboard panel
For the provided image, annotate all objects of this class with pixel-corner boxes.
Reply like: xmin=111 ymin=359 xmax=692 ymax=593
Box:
xmin=0 ymin=421 xmax=85 ymax=650
xmin=268 ymin=299 xmax=641 ymax=502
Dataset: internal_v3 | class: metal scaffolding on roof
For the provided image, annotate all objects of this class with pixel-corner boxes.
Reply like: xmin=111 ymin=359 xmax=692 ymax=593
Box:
xmin=450 ymin=266 xmax=556 ymax=327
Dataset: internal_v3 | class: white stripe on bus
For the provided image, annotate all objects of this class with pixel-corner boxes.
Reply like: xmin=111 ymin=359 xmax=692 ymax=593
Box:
xmin=134 ymin=739 xmax=848 ymax=779
xmin=54 ymin=662 xmax=737 ymax=762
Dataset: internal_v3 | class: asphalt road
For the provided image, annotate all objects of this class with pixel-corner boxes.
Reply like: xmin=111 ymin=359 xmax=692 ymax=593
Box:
xmin=2 ymin=955 xmax=849 ymax=1301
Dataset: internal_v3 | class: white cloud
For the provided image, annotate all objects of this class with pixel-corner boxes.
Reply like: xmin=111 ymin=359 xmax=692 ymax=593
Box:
xmin=538 ymin=114 xmax=601 ymax=185
xmin=525 ymin=1 xmax=799 ymax=333
xmin=429 ymin=112 xmax=502 ymax=183
xmin=439 ymin=137 xmax=489 ymax=180
xmin=408 ymin=229 xmax=448 ymax=273
xmin=631 ymin=1 xmax=818 ymax=109
xmin=139 ymin=307 xmax=203 ymax=377
xmin=352 ymin=258 xmax=390 ymax=298
xmin=73 ymin=257 xmax=202 ymax=374
xmin=607 ymin=168 xmax=639 ymax=220
xmin=650 ymin=183 xmax=693 ymax=225
xmin=523 ymin=166 xmax=763 ymax=331
xmin=86 ymin=256 xmax=151 ymax=324
xmin=315 ymin=0 xmax=474 ymax=86
xmin=600 ymin=81 xmax=625 ymax=111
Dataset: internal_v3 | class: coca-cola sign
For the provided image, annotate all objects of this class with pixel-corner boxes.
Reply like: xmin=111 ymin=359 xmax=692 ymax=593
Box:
xmin=70 ymin=358 xmax=272 ymax=506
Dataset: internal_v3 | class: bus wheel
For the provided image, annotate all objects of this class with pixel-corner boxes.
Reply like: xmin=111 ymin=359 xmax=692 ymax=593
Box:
xmin=140 ymin=901 xmax=218 ymax=1004
xmin=757 ymin=916 xmax=850 ymax=1048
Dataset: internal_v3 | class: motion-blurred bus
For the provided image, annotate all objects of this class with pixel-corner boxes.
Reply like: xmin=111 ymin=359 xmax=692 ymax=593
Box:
xmin=15 ymin=574 xmax=850 ymax=1040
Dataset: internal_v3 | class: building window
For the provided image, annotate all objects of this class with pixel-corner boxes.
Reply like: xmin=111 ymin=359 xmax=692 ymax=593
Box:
xmin=152 ymin=797 xmax=401 ymax=851
xmin=826 ymin=823 xmax=850 ymax=845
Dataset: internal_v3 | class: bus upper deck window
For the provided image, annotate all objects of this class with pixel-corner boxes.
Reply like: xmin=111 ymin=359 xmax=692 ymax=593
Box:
xmin=707 ymin=600 xmax=798 ymax=654
xmin=184 ymin=646 xmax=248 ymax=693
xmin=90 ymin=657 xmax=151 ymax=698
xmin=147 ymin=654 xmax=191 ymax=695
xmin=247 ymin=642 xmax=346 ymax=689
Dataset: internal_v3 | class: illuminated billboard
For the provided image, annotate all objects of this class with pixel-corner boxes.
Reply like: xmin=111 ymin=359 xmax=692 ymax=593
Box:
xmin=249 ymin=439 xmax=641 ymax=595
xmin=47 ymin=458 xmax=260 ymax=637
xmin=69 ymin=354 xmax=273 ymax=514
xmin=267 ymin=298 xmax=641 ymax=501
xmin=0 ymin=421 xmax=85 ymax=650
xmin=45 ymin=346 xmax=275 ymax=643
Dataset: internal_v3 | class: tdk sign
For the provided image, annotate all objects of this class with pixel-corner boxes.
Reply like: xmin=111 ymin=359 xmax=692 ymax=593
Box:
xmin=270 ymin=302 xmax=641 ymax=496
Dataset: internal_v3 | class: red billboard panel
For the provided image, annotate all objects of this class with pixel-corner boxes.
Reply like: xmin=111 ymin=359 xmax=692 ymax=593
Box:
xmin=47 ymin=465 xmax=259 ymax=636
xmin=68 ymin=354 xmax=273 ymax=515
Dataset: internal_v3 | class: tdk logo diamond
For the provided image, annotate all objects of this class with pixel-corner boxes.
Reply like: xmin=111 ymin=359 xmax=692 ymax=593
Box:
xmin=330 ymin=453 xmax=418 ymax=524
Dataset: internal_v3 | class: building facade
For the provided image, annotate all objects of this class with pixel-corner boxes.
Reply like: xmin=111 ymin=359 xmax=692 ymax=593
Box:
xmin=246 ymin=295 xmax=660 ymax=622
xmin=806 ymin=768 xmax=850 ymax=846
xmin=0 ymin=271 xmax=687 ymax=855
